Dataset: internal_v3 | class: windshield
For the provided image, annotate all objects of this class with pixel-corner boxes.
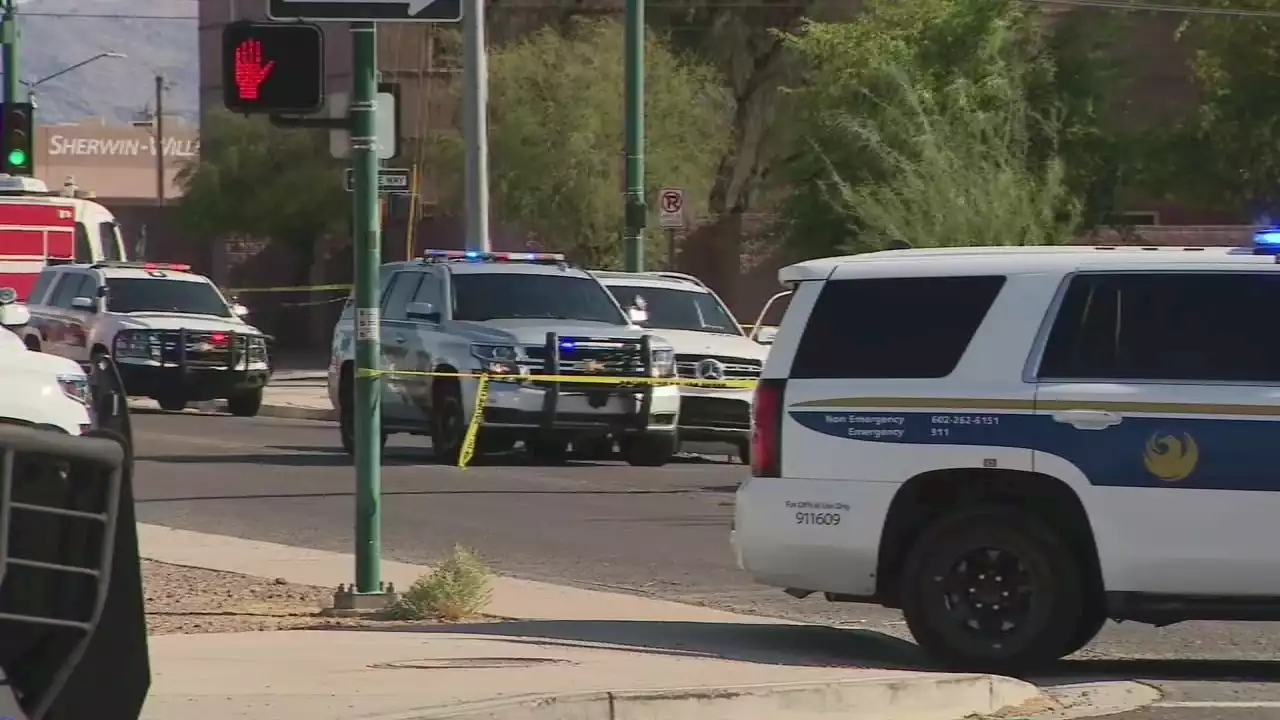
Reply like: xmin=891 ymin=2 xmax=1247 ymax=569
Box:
xmin=105 ymin=278 xmax=232 ymax=317
xmin=452 ymin=273 xmax=627 ymax=324
xmin=607 ymin=285 xmax=740 ymax=335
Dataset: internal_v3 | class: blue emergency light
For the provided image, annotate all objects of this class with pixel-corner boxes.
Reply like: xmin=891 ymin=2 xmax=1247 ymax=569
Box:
xmin=421 ymin=249 xmax=567 ymax=264
xmin=1253 ymin=228 xmax=1280 ymax=255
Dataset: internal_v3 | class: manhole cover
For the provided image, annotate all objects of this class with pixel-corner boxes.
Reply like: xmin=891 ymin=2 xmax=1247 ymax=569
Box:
xmin=370 ymin=657 xmax=572 ymax=670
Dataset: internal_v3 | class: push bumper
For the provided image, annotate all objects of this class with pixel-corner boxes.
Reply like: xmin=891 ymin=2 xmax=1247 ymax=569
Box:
xmin=112 ymin=328 xmax=270 ymax=401
xmin=677 ymin=385 xmax=752 ymax=443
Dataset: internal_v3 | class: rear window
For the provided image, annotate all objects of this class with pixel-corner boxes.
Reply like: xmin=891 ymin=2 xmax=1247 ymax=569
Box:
xmin=790 ymin=275 xmax=1006 ymax=379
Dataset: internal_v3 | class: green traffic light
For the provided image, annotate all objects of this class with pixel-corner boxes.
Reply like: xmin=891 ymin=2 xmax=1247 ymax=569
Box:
xmin=7 ymin=149 xmax=26 ymax=167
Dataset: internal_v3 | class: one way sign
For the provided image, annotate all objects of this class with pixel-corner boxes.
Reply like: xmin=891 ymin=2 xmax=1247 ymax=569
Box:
xmin=269 ymin=0 xmax=462 ymax=22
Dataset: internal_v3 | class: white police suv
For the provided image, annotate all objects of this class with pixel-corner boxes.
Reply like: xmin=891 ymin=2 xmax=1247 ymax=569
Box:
xmin=595 ymin=271 xmax=765 ymax=461
xmin=734 ymin=237 xmax=1280 ymax=672
xmin=21 ymin=262 xmax=270 ymax=415
xmin=0 ymin=288 xmax=93 ymax=434
xmin=328 ymin=250 xmax=682 ymax=466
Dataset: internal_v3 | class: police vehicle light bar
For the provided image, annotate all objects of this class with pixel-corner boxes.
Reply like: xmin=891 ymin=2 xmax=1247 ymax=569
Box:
xmin=422 ymin=249 xmax=566 ymax=264
xmin=92 ymin=261 xmax=192 ymax=272
xmin=1253 ymin=228 xmax=1280 ymax=256
xmin=0 ymin=174 xmax=48 ymax=193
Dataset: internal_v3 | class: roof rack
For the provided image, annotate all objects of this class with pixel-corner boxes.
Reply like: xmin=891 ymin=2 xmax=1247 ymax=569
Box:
xmin=419 ymin=249 xmax=568 ymax=266
xmin=90 ymin=261 xmax=192 ymax=272
xmin=645 ymin=270 xmax=711 ymax=290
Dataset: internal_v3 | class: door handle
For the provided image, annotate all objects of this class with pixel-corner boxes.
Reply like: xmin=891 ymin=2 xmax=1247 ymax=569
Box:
xmin=1051 ymin=409 xmax=1122 ymax=430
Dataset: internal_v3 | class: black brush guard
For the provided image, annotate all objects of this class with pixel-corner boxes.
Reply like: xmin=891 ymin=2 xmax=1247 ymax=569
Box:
xmin=0 ymin=356 xmax=149 ymax=720
xmin=536 ymin=331 xmax=656 ymax=432
xmin=112 ymin=328 xmax=261 ymax=371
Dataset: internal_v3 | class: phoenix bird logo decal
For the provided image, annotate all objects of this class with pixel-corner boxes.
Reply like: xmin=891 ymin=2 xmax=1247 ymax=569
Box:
xmin=1143 ymin=432 xmax=1199 ymax=482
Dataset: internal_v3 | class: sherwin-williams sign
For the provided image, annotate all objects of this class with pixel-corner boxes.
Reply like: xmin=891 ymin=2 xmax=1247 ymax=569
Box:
xmin=36 ymin=121 xmax=200 ymax=169
xmin=47 ymin=135 xmax=199 ymax=158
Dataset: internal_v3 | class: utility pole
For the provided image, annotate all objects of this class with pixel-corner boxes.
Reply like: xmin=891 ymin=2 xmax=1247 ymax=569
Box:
xmin=623 ymin=0 xmax=645 ymax=272
xmin=349 ymin=21 xmax=384 ymax=601
xmin=2 ymin=0 xmax=18 ymax=174
xmin=155 ymin=75 xmax=165 ymax=206
xmin=462 ymin=0 xmax=491 ymax=251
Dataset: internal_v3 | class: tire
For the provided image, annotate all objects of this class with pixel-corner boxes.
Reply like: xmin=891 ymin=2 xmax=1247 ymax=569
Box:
xmin=620 ymin=433 xmax=676 ymax=467
xmin=338 ymin=369 xmax=387 ymax=457
xmin=525 ymin=436 xmax=569 ymax=464
xmin=431 ymin=382 xmax=467 ymax=465
xmin=899 ymin=504 xmax=1083 ymax=674
xmin=156 ymin=394 xmax=186 ymax=412
xmin=1063 ymin=606 xmax=1108 ymax=657
xmin=226 ymin=387 xmax=264 ymax=417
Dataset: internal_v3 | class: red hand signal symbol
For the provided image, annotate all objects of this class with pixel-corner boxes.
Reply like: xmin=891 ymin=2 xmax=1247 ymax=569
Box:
xmin=234 ymin=39 xmax=276 ymax=101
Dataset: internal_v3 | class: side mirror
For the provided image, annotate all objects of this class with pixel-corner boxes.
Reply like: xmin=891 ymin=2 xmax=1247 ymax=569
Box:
xmin=0 ymin=302 xmax=30 ymax=328
xmin=405 ymin=301 xmax=440 ymax=323
xmin=627 ymin=307 xmax=648 ymax=324
xmin=71 ymin=296 xmax=97 ymax=312
xmin=231 ymin=303 xmax=250 ymax=317
xmin=754 ymin=326 xmax=778 ymax=345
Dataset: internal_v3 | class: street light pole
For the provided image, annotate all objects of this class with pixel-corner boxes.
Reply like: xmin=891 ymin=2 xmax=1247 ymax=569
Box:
xmin=2 ymin=0 xmax=17 ymax=108
xmin=623 ymin=0 xmax=645 ymax=272
xmin=462 ymin=0 xmax=491 ymax=252
xmin=155 ymin=75 xmax=165 ymax=206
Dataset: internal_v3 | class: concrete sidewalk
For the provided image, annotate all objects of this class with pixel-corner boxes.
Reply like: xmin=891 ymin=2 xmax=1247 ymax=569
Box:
xmin=136 ymin=524 xmax=1048 ymax=720
xmin=130 ymin=374 xmax=337 ymax=422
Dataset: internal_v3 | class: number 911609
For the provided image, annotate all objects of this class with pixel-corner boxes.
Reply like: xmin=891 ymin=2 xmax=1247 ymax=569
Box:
xmin=796 ymin=512 xmax=841 ymax=526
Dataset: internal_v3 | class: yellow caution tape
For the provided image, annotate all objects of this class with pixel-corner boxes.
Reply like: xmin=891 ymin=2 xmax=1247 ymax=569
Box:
xmin=354 ymin=367 xmax=757 ymax=390
xmin=226 ymin=284 xmax=353 ymax=294
xmin=349 ymin=368 xmax=757 ymax=469
xmin=457 ymin=374 xmax=490 ymax=469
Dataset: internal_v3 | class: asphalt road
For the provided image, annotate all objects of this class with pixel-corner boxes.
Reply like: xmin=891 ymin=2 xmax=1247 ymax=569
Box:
xmin=131 ymin=411 xmax=1280 ymax=719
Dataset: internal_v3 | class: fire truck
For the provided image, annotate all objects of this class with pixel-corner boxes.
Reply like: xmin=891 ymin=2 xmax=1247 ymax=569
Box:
xmin=0 ymin=175 xmax=129 ymax=302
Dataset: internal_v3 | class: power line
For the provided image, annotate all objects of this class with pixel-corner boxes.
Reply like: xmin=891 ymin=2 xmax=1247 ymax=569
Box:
xmin=1025 ymin=0 xmax=1280 ymax=18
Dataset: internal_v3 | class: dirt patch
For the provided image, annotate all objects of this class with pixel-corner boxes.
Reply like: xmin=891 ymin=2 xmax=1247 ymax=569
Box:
xmin=143 ymin=560 xmax=478 ymax=635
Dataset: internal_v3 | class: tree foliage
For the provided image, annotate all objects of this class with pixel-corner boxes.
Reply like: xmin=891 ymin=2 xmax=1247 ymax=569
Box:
xmin=778 ymin=0 xmax=1121 ymax=256
xmin=430 ymin=18 xmax=730 ymax=268
xmin=176 ymin=112 xmax=348 ymax=253
xmin=1154 ymin=0 xmax=1280 ymax=217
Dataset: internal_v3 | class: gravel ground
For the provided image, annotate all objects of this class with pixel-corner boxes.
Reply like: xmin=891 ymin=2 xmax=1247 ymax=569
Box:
xmin=142 ymin=560 xmax=474 ymax=635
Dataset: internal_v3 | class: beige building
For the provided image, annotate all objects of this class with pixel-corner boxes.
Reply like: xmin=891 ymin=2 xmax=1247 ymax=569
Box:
xmin=34 ymin=119 xmax=200 ymax=202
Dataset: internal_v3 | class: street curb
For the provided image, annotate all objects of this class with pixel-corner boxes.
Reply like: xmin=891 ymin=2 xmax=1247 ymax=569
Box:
xmin=237 ymin=402 xmax=335 ymax=422
xmin=381 ymin=674 xmax=1044 ymax=720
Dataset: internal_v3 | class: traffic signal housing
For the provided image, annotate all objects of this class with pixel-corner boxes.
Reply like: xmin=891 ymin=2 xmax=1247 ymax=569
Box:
xmin=2 ymin=102 xmax=34 ymax=176
xmin=221 ymin=20 xmax=325 ymax=115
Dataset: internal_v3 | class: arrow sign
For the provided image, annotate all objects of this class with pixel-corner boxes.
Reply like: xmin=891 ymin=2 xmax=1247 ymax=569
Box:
xmin=269 ymin=0 xmax=462 ymax=22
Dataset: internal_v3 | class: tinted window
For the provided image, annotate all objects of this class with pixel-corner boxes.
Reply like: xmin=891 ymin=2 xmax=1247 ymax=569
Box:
xmin=452 ymin=274 xmax=626 ymax=324
xmin=28 ymin=270 xmax=56 ymax=305
xmin=791 ymin=275 xmax=1007 ymax=379
xmin=99 ymin=222 xmax=122 ymax=260
xmin=606 ymin=285 xmax=740 ymax=335
xmin=1040 ymin=272 xmax=1280 ymax=383
xmin=104 ymin=278 xmax=231 ymax=317
xmin=49 ymin=274 xmax=91 ymax=308
xmin=74 ymin=223 xmax=93 ymax=262
xmin=381 ymin=271 xmax=422 ymax=321
xmin=412 ymin=273 xmax=443 ymax=306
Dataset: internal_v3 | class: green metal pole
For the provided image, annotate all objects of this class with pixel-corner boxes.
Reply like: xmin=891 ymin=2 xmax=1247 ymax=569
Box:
xmin=623 ymin=0 xmax=645 ymax=272
xmin=351 ymin=22 xmax=383 ymax=596
xmin=1 ymin=0 xmax=15 ymax=108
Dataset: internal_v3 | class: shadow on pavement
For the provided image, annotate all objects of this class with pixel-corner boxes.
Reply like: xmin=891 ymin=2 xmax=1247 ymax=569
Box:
xmin=135 ymin=486 xmax=707 ymax=503
xmin=302 ymin=618 xmax=1280 ymax=684
xmin=304 ymin=619 xmax=930 ymax=670
xmin=136 ymin=451 xmax=426 ymax=467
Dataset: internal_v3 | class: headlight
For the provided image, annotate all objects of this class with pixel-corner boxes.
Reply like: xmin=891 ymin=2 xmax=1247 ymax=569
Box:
xmin=470 ymin=344 xmax=521 ymax=376
xmin=248 ymin=335 xmax=269 ymax=361
xmin=651 ymin=348 xmax=676 ymax=378
xmin=114 ymin=331 xmax=152 ymax=359
xmin=56 ymin=374 xmax=91 ymax=405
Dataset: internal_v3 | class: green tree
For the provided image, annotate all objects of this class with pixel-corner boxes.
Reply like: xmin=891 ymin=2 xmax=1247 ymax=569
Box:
xmin=177 ymin=111 xmax=348 ymax=282
xmin=1152 ymin=0 xmax=1280 ymax=217
xmin=778 ymin=0 xmax=1120 ymax=255
xmin=429 ymin=18 xmax=730 ymax=268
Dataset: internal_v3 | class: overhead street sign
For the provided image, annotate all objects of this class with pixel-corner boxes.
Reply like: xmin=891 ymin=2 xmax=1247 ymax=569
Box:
xmin=269 ymin=0 xmax=463 ymax=22
xmin=345 ymin=167 xmax=412 ymax=194
xmin=659 ymin=188 xmax=685 ymax=229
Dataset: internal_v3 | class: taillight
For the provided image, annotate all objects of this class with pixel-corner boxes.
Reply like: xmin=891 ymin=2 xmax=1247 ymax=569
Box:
xmin=750 ymin=378 xmax=785 ymax=477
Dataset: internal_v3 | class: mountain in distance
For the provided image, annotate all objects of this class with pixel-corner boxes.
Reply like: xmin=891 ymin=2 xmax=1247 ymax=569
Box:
xmin=16 ymin=0 xmax=197 ymax=126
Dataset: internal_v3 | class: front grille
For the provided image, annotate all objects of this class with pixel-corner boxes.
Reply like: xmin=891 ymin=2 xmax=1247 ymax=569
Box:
xmin=117 ymin=329 xmax=261 ymax=369
xmin=524 ymin=338 xmax=648 ymax=378
xmin=675 ymin=354 xmax=762 ymax=380
xmin=680 ymin=396 xmax=751 ymax=429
